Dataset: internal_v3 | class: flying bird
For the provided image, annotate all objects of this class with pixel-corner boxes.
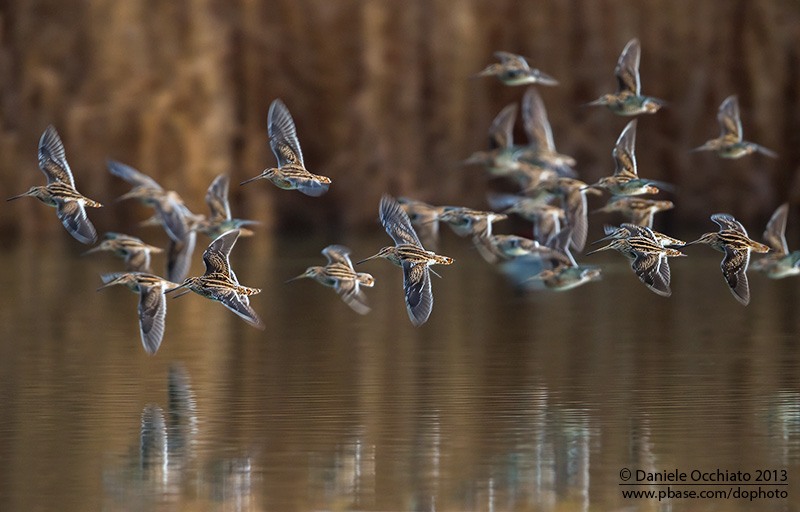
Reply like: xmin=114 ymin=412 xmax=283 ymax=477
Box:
xmin=84 ymin=233 xmax=163 ymax=273
xmin=750 ymin=204 xmax=800 ymax=279
xmin=98 ymin=272 xmax=179 ymax=355
xmin=472 ymin=51 xmax=558 ymax=86
xmin=587 ymin=227 xmax=685 ymax=297
xmin=8 ymin=125 xmax=102 ymax=244
xmin=357 ymin=195 xmax=454 ymax=327
xmin=240 ymin=99 xmax=331 ymax=196
xmin=584 ymin=38 xmax=664 ymax=115
xmin=107 ymin=159 xmax=191 ymax=243
xmin=586 ymin=120 xmax=673 ymax=196
xmin=692 ymin=95 xmax=777 ymax=158
xmin=287 ymin=245 xmax=375 ymax=314
xmin=165 ymin=229 xmax=264 ymax=328
xmin=686 ymin=214 xmax=770 ymax=305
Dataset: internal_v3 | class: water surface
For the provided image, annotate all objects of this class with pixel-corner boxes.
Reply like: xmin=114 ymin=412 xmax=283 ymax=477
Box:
xmin=1 ymin=233 xmax=799 ymax=511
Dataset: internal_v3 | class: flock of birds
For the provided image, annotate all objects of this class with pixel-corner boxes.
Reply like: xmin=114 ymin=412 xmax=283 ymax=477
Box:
xmin=7 ymin=38 xmax=799 ymax=354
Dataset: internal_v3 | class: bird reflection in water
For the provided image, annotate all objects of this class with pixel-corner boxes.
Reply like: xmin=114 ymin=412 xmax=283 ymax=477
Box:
xmin=762 ymin=391 xmax=800 ymax=468
xmin=103 ymin=364 xmax=257 ymax=510
xmin=626 ymin=414 xmax=659 ymax=499
xmin=409 ymin=409 xmax=441 ymax=512
xmin=464 ymin=387 xmax=593 ymax=512
xmin=308 ymin=429 xmax=376 ymax=510
xmin=205 ymin=458 xmax=255 ymax=510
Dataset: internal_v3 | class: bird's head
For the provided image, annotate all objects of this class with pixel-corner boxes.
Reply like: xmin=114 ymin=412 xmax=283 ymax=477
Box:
xmin=685 ymin=232 xmax=717 ymax=247
xmin=585 ymin=239 xmax=627 ymax=256
xmin=7 ymin=185 xmax=48 ymax=202
xmin=356 ymin=246 xmax=396 ymax=264
xmin=285 ymin=266 xmax=324 ymax=283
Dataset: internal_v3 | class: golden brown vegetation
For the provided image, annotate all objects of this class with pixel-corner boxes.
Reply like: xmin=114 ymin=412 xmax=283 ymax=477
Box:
xmin=2 ymin=0 xmax=800 ymax=238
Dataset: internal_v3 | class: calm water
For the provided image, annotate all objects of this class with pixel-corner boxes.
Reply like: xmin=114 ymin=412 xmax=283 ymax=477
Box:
xmin=2 ymin=231 xmax=800 ymax=511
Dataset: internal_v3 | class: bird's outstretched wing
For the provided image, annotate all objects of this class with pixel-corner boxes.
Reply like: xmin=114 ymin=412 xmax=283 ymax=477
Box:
xmin=205 ymin=174 xmax=232 ymax=221
xmin=137 ymin=283 xmax=167 ymax=355
xmin=711 ymin=213 xmax=747 ymax=236
xmin=323 ymin=245 xmax=355 ymax=268
xmin=612 ymin=119 xmax=638 ymax=178
xmin=153 ymin=197 xmax=189 ymax=243
xmin=268 ymin=99 xmax=304 ymax=167
xmin=403 ymin=262 xmax=433 ymax=326
xmin=717 ymin=95 xmax=743 ymax=141
xmin=763 ymin=203 xmax=789 ymax=256
xmin=380 ymin=195 xmax=422 ymax=247
xmin=615 ymin=38 xmax=641 ymax=95
xmin=721 ymin=247 xmax=751 ymax=305
xmin=488 ymin=103 xmax=518 ymax=150
xmin=494 ymin=51 xmax=530 ymax=68
xmin=39 ymin=125 xmax=75 ymax=187
xmin=106 ymin=159 xmax=163 ymax=190
xmin=218 ymin=289 xmax=266 ymax=329
xmin=564 ymin=188 xmax=588 ymax=252
xmin=522 ymin=87 xmax=555 ymax=152
xmin=286 ymin=175 xmax=330 ymax=197
xmin=631 ymin=252 xmax=671 ymax=297
xmin=56 ymin=199 xmax=97 ymax=244
xmin=334 ymin=279 xmax=371 ymax=315
xmin=202 ymin=229 xmax=240 ymax=276
xmin=167 ymin=231 xmax=196 ymax=284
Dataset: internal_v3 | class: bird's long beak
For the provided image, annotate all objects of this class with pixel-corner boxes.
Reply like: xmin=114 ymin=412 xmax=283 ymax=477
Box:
xmin=115 ymin=191 xmax=138 ymax=202
xmin=580 ymin=99 xmax=606 ymax=108
xmin=419 ymin=217 xmax=441 ymax=226
xmin=684 ymin=239 xmax=702 ymax=246
xmin=470 ymin=68 xmax=493 ymax=79
xmin=591 ymin=233 xmax=617 ymax=245
xmin=284 ymin=274 xmax=307 ymax=284
xmin=757 ymin=146 xmax=779 ymax=159
xmin=458 ymin=155 xmax=485 ymax=167
xmin=96 ymin=281 xmax=119 ymax=291
xmin=82 ymin=246 xmax=104 ymax=256
xmin=164 ymin=283 xmax=188 ymax=295
xmin=356 ymin=253 xmax=381 ymax=265
xmin=536 ymin=75 xmax=559 ymax=86
xmin=6 ymin=192 xmax=29 ymax=201
xmin=239 ymin=175 xmax=262 ymax=186
xmin=584 ymin=244 xmax=614 ymax=256
xmin=137 ymin=216 xmax=161 ymax=228
xmin=525 ymin=272 xmax=546 ymax=282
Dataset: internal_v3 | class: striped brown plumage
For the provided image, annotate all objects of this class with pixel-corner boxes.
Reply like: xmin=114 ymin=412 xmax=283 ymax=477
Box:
xmin=287 ymin=245 xmax=374 ymax=315
xmin=357 ymin=195 xmax=453 ymax=327
xmin=7 ymin=126 xmax=102 ymax=244
xmin=686 ymin=214 xmax=769 ymax=305
xmin=165 ymin=229 xmax=264 ymax=329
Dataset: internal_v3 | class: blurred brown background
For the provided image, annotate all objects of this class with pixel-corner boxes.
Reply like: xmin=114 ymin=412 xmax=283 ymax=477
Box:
xmin=2 ymin=0 xmax=800 ymax=241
